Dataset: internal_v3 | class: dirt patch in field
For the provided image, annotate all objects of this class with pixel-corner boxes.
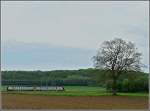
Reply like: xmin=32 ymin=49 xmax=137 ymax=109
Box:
xmin=2 ymin=93 xmax=148 ymax=109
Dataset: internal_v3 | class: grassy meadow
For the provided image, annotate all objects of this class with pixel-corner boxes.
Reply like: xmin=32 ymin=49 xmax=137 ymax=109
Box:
xmin=2 ymin=86 xmax=148 ymax=97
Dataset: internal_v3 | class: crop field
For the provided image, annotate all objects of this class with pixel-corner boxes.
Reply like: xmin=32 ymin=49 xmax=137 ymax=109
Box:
xmin=1 ymin=86 xmax=149 ymax=109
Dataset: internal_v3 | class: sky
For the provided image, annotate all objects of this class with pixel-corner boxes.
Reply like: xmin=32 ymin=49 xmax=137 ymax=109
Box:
xmin=1 ymin=1 xmax=149 ymax=72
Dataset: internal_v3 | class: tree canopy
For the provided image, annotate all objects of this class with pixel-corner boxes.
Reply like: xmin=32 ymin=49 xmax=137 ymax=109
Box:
xmin=93 ymin=38 xmax=142 ymax=95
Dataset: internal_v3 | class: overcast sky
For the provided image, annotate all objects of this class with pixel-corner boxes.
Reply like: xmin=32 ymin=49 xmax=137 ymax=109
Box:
xmin=1 ymin=1 xmax=149 ymax=72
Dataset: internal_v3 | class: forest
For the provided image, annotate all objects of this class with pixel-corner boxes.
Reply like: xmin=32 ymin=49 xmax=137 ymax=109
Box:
xmin=2 ymin=68 xmax=148 ymax=92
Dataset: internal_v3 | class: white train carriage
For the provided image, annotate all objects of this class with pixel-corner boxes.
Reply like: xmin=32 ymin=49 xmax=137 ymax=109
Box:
xmin=7 ymin=86 xmax=64 ymax=91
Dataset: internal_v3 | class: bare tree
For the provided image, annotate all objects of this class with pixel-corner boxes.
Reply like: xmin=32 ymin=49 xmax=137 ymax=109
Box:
xmin=93 ymin=38 xmax=142 ymax=95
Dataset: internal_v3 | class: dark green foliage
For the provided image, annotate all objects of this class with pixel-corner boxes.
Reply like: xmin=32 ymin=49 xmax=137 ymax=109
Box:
xmin=2 ymin=69 xmax=148 ymax=92
xmin=106 ymin=71 xmax=149 ymax=92
xmin=2 ymin=69 xmax=98 ymax=86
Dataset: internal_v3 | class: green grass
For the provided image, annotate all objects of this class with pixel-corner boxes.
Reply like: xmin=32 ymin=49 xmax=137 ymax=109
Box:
xmin=118 ymin=92 xmax=149 ymax=97
xmin=0 ymin=86 xmax=7 ymax=91
xmin=2 ymin=86 xmax=148 ymax=97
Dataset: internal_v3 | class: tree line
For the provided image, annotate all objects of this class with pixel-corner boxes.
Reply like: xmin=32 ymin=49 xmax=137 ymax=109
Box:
xmin=2 ymin=69 xmax=148 ymax=92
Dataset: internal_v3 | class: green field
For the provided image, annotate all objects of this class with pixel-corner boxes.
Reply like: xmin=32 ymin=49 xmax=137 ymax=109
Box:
xmin=2 ymin=86 xmax=148 ymax=97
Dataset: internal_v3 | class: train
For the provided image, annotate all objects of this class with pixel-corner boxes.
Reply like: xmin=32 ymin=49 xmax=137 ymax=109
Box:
xmin=7 ymin=86 xmax=65 ymax=91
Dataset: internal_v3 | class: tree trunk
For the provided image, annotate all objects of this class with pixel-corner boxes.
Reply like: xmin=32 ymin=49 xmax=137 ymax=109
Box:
xmin=112 ymin=77 xmax=117 ymax=96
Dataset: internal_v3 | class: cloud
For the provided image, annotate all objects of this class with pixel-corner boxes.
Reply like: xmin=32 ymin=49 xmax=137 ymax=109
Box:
xmin=1 ymin=1 xmax=149 ymax=72
xmin=2 ymin=41 xmax=95 ymax=70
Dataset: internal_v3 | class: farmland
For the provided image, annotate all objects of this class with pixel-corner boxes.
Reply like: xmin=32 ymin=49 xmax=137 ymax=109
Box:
xmin=2 ymin=86 xmax=149 ymax=109
xmin=1 ymin=70 xmax=149 ymax=109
